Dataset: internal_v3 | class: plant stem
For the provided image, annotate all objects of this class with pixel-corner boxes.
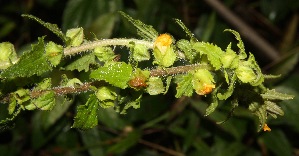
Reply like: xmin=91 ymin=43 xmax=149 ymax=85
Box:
xmin=64 ymin=38 xmax=154 ymax=56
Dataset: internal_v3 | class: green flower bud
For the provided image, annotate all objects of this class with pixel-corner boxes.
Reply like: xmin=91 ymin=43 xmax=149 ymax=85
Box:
xmin=192 ymin=69 xmax=215 ymax=95
xmin=0 ymin=42 xmax=18 ymax=69
xmin=236 ymin=65 xmax=256 ymax=83
xmin=153 ymin=34 xmax=176 ymax=67
xmin=96 ymin=86 xmax=117 ymax=101
xmin=66 ymin=27 xmax=84 ymax=46
xmin=221 ymin=44 xmax=239 ymax=69
xmin=130 ymin=42 xmax=150 ymax=61
xmin=146 ymin=77 xmax=164 ymax=95
xmin=94 ymin=46 xmax=115 ymax=62
xmin=45 ymin=41 xmax=63 ymax=66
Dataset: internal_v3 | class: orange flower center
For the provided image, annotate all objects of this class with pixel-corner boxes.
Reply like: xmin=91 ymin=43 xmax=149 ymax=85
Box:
xmin=197 ymin=83 xmax=215 ymax=95
xmin=263 ymin=124 xmax=271 ymax=132
xmin=154 ymin=34 xmax=172 ymax=47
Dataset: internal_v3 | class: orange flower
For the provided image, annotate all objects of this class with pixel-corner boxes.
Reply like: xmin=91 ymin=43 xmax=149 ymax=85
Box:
xmin=196 ymin=83 xmax=215 ymax=95
xmin=154 ymin=34 xmax=172 ymax=47
xmin=263 ymin=124 xmax=271 ymax=132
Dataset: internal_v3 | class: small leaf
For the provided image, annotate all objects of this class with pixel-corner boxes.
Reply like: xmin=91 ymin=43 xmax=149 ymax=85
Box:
xmin=22 ymin=14 xmax=67 ymax=43
xmin=205 ymin=99 xmax=218 ymax=116
xmin=90 ymin=62 xmax=132 ymax=89
xmin=217 ymin=73 xmax=237 ymax=100
xmin=146 ymin=77 xmax=164 ymax=95
xmin=175 ymin=73 xmax=194 ymax=98
xmin=65 ymin=53 xmax=95 ymax=72
xmin=192 ymin=42 xmax=223 ymax=70
xmin=0 ymin=42 xmax=18 ymax=69
xmin=224 ymin=29 xmax=246 ymax=59
xmin=119 ymin=11 xmax=158 ymax=40
xmin=174 ymin=19 xmax=198 ymax=42
xmin=0 ymin=37 xmax=52 ymax=79
xmin=34 ymin=78 xmax=52 ymax=91
xmin=164 ymin=76 xmax=172 ymax=94
xmin=72 ymin=94 xmax=99 ymax=130
xmin=265 ymin=101 xmax=284 ymax=116
xmin=261 ymin=89 xmax=294 ymax=100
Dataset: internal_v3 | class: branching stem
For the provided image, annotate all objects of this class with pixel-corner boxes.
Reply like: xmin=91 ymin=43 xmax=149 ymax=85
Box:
xmin=64 ymin=38 xmax=154 ymax=56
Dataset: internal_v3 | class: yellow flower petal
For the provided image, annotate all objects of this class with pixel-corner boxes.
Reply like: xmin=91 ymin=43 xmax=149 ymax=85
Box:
xmin=154 ymin=34 xmax=172 ymax=47
xmin=263 ymin=124 xmax=271 ymax=132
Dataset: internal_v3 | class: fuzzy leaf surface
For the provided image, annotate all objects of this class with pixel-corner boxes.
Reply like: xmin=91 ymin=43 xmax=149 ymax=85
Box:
xmin=0 ymin=37 xmax=52 ymax=79
xmin=90 ymin=62 xmax=132 ymax=89
xmin=65 ymin=53 xmax=95 ymax=72
xmin=72 ymin=94 xmax=99 ymax=130
xmin=175 ymin=73 xmax=194 ymax=98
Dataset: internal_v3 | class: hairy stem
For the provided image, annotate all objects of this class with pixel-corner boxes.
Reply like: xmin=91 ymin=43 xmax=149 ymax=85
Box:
xmin=64 ymin=38 xmax=154 ymax=56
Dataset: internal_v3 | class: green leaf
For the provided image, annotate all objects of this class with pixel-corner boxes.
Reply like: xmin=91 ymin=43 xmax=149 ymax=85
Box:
xmin=26 ymin=91 xmax=55 ymax=111
xmin=261 ymin=89 xmax=294 ymax=101
xmin=217 ymin=73 xmax=237 ymax=100
xmin=174 ymin=19 xmax=198 ymax=42
xmin=175 ymin=73 xmax=194 ymax=98
xmin=0 ymin=107 xmax=21 ymax=132
xmin=265 ymin=101 xmax=284 ymax=116
xmin=146 ymin=77 xmax=164 ymax=95
xmin=205 ymin=99 xmax=218 ymax=116
xmin=107 ymin=130 xmax=141 ymax=154
xmin=119 ymin=11 xmax=158 ymax=40
xmin=224 ymin=29 xmax=247 ymax=59
xmin=65 ymin=53 xmax=95 ymax=72
xmin=0 ymin=37 xmax=52 ymax=79
xmin=34 ymin=78 xmax=52 ymax=90
xmin=176 ymin=39 xmax=199 ymax=63
xmin=120 ymin=94 xmax=142 ymax=114
xmin=72 ymin=94 xmax=99 ymax=130
xmin=22 ymin=14 xmax=67 ymax=43
xmin=192 ymin=42 xmax=223 ymax=70
xmin=90 ymin=62 xmax=133 ymax=89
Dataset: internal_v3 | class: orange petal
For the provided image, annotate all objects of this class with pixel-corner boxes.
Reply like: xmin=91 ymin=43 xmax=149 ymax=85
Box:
xmin=154 ymin=34 xmax=172 ymax=47
xmin=263 ymin=124 xmax=271 ymax=132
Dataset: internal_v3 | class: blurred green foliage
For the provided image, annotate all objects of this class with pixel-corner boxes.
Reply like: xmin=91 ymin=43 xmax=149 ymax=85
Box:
xmin=0 ymin=0 xmax=299 ymax=155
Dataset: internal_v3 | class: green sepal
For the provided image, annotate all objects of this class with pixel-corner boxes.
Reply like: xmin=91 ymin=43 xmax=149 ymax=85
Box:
xmin=96 ymin=86 xmax=117 ymax=101
xmin=94 ymin=46 xmax=116 ymax=62
xmin=21 ymin=14 xmax=68 ymax=43
xmin=224 ymin=29 xmax=247 ymax=59
xmin=0 ymin=42 xmax=18 ymax=69
xmin=153 ymin=45 xmax=176 ymax=67
xmin=26 ymin=91 xmax=56 ymax=111
xmin=217 ymin=73 xmax=237 ymax=100
xmin=265 ymin=101 xmax=284 ymax=116
xmin=66 ymin=27 xmax=84 ymax=46
xmin=119 ymin=11 xmax=158 ymax=41
xmin=65 ymin=53 xmax=95 ymax=72
xmin=129 ymin=42 xmax=150 ymax=62
xmin=221 ymin=43 xmax=239 ymax=69
xmin=13 ymin=88 xmax=31 ymax=105
xmin=192 ymin=69 xmax=215 ymax=95
xmin=0 ymin=37 xmax=52 ymax=79
xmin=261 ymin=89 xmax=294 ymax=101
xmin=175 ymin=73 xmax=194 ymax=98
xmin=90 ymin=62 xmax=133 ymax=89
xmin=45 ymin=41 xmax=63 ymax=67
xmin=146 ymin=77 xmax=165 ymax=95
xmin=72 ymin=94 xmax=99 ymax=130
xmin=192 ymin=42 xmax=223 ymax=70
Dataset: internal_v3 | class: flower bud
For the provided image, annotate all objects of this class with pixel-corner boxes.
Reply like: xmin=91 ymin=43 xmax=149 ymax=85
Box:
xmin=66 ymin=27 xmax=84 ymax=46
xmin=130 ymin=42 xmax=150 ymax=62
xmin=45 ymin=41 xmax=63 ymax=66
xmin=146 ymin=77 xmax=164 ymax=95
xmin=0 ymin=42 xmax=18 ymax=69
xmin=96 ymin=86 xmax=117 ymax=101
xmin=153 ymin=34 xmax=176 ymax=67
xmin=192 ymin=69 xmax=215 ymax=95
xmin=94 ymin=46 xmax=115 ymax=62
